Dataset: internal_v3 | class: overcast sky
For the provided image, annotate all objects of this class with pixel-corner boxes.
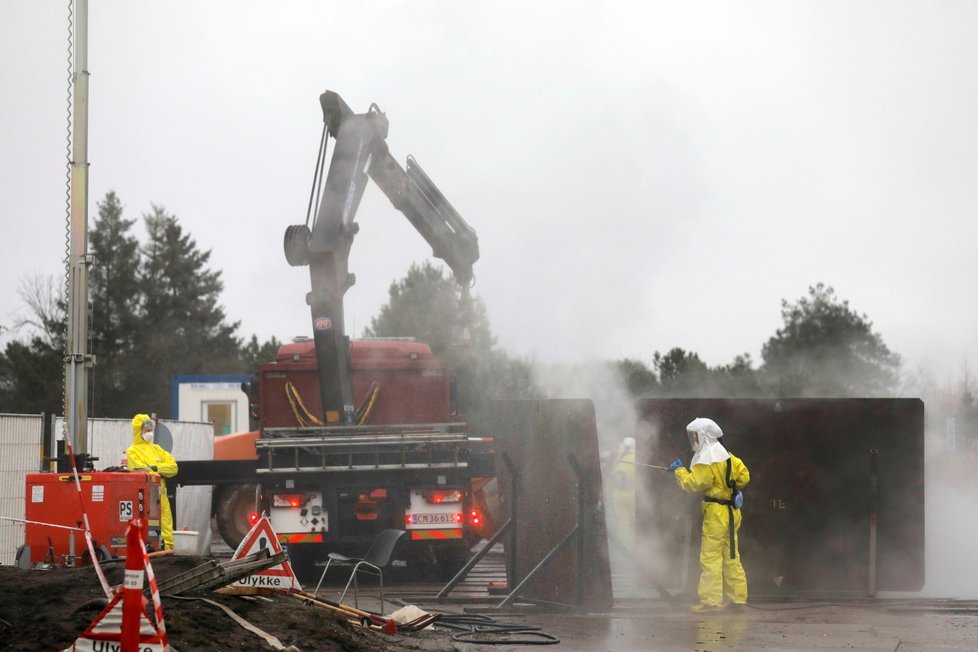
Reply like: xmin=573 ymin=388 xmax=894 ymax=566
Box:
xmin=2 ymin=1 xmax=976 ymax=384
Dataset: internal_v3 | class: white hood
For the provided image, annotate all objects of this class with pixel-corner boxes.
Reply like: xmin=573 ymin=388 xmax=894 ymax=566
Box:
xmin=687 ymin=417 xmax=730 ymax=466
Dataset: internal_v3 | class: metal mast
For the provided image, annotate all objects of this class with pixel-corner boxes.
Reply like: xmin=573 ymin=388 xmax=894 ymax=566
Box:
xmin=65 ymin=0 xmax=92 ymax=455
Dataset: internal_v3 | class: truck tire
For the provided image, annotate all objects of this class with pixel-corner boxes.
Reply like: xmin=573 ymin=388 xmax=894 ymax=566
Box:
xmin=214 ymin=484 xmax=259 ymax=549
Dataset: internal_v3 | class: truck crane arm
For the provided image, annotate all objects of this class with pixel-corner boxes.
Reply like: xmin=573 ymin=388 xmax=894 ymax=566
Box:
xmin=368 ymin=148 xmax=478 ymax=288
xmin=282 ymin=90 xmax=480 ymax=425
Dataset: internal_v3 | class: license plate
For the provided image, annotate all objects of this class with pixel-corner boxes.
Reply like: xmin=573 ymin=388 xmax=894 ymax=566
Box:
xmin=413 ymin=513 xmax=456 ymax=525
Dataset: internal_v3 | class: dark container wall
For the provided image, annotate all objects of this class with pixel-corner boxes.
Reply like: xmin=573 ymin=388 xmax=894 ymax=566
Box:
xmin=637 ymin=398 xmax=925 ymax=596
xmin=490 ymin=398 xmax=614 ymax=610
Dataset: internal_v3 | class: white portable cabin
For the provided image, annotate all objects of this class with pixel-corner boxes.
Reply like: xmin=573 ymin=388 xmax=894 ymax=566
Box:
xmin=172 ymin=374 xmax=252 ymax=437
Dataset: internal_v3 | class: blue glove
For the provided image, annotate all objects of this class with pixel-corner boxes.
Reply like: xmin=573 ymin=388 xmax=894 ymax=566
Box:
xmin=668 ymin=457 xmax=683 ymax=472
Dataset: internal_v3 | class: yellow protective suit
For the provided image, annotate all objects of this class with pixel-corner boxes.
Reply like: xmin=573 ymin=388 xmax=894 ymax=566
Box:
xmin=675 ymin=453 xmax=750 ymax=608
xmin=127 ymin=414 xmax=179 ymax=549
xmin=610 ymin=451 xmax=637 ymax=547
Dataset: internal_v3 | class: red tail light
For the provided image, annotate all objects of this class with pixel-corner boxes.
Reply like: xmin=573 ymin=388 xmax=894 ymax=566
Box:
xmin=469 ymin=508 xmax=481 ymax=526
xmin=248 ymin=512 xmax=259 ymax=525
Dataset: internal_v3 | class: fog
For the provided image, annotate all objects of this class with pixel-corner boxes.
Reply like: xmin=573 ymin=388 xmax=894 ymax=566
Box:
xmin=3 ymin=2 xmax=978 ymax=384
xmin=529 ymin=360 xmax=978 ymax=601
xmin=531 ymin=361 xmax=639 ymax=457
xmin=917 ymin=431 xmax=978 ymax=598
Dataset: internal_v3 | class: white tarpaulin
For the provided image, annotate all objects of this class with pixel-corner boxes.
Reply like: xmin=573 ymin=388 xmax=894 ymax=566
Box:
xmin=0 ymin=414 xmax=45 ymax=566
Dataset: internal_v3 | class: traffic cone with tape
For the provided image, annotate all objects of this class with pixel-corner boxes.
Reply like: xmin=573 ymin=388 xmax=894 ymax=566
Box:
xmin=63 ymin=519 xmax=169 ymax=651
xmin=122 ymin=518 xmax=149 ymax=649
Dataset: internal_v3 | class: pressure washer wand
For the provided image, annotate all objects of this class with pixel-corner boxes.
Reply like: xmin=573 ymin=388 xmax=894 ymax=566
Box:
xmin=617 ymin=460 xmax=673 ymax=471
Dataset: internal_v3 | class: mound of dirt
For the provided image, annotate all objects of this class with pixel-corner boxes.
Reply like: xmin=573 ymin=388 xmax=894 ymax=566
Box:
xmin=0 ymin=556 xmax=454 ymax=651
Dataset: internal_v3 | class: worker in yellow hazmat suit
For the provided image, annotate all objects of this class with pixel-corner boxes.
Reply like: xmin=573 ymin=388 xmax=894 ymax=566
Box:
xmin=127 ymin=414 xmax=179 ymax=549
xmin=670 ymin=417 xmax=749 ymax=612
xmin=610 ymin=437 xmax=637 ymax=547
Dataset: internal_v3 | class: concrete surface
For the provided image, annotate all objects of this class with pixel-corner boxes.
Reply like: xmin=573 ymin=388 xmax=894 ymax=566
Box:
xmin=233 ymin=537 xmax=978 ymax=650
xmin=372 ymin=597 xmax=978 ymax=651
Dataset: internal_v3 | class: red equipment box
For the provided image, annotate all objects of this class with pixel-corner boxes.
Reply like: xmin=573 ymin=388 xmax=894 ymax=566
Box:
xmin=24 ymin=471 xmax=162 ymax=566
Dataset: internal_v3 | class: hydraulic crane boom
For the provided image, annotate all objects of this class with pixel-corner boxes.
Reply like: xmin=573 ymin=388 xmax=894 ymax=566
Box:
xmin=283 ymin=91 xmax=479 ymax=425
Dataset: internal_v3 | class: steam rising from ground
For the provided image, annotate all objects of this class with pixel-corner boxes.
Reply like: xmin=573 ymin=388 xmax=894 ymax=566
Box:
xmin=528 ymin=360 xmax=675 ymax=595
xmin=528 ymin=361 xmax=978 ymax=601
xmin=530 ymin=360 xmax=638 ymax=456
xmin=915 ymin=429 xmax=978 ymax=598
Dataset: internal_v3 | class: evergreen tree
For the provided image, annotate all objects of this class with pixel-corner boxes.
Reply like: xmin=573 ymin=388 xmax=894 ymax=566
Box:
xmin=240 ymin=335 xmax=283 ymax=373
xmin=135 ymin=204 xmax=241 ymax=414
xmin=0 ymin=193 xmax=273 ymax=418
xmin=616 ymin=358 xmax=658 ymax=396
xmin=760 ymin=283 xmax=900 ymax=397
xmin=88 ymin=191 xmax=142 ymax=416
xmin=366 ymin=261 xmax=493 ymax=357
xmin=0 ymin=337 xmax=64 ymax=415
xmin=614 ymin=351 xmax=762 ymax=399
xmin=365 ymin=261 xmax=536 ymax=428
xmin=653 ymin=347 xmax=711 ymax=396
xmin=711 ymin=353 xmax=763 ymax=397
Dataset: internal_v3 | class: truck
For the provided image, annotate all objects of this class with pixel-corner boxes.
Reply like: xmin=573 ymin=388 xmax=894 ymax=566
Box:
xmin=177 ymin=91 xmax=493 ymax=579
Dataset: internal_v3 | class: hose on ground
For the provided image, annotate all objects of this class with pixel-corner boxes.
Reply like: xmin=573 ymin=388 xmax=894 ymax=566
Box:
xmin=435 ymin=613 xmax=560 ymax=645
xmin=169 ymin=595 xmax=301 ymax=652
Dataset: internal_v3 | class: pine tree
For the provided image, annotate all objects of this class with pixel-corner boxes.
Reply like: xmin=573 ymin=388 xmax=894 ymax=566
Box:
xmin=365 ymin=261 xmax=536 ymax=429
xmin=366 ymin=261 xmax=493 ymax=357
xmin=136 ymin=205 xmax=241 ymax=414
xmin=760 ymin=283 xmax=901 ymax=397
xmin=240 ymin=334 xmax=282 ymax=373
xmin=88 ymin=191 xmax=142 ymax=416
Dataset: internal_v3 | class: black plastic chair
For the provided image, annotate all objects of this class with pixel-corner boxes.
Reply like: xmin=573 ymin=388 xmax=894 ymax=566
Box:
xmin=313 ymin=529 xmax=406 ymax=611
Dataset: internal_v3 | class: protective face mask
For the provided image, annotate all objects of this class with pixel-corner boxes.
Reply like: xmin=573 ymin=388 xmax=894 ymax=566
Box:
xmin=142 ymin=430 xmax=155 ymax=444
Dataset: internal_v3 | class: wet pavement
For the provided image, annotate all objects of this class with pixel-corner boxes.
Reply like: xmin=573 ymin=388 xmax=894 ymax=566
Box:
xmin=361 ymin=595 xmax=978 ymax=651
xmin=323 ymin=546 xmax=978 ymax=651
xmin=223 ymin=538 xmax=978 ymax=650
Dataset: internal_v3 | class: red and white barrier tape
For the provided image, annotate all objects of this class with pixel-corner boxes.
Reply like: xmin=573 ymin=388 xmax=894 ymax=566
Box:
xmin=137 ymin=521 xmax=168 ymax=645
xmin=0 ymin=516 xmax=85 ymax=531
xmin=64 ymin=440 xmax=112 ymax=598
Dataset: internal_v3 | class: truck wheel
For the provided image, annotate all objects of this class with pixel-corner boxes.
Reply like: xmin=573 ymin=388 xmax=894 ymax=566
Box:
xmin=215 ymin=484 xmax=259 ymax=549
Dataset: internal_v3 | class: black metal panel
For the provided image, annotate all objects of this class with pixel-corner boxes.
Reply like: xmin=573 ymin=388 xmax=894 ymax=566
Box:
xmin=636 ymin=398 xmax=925 ymax=595
xmin=174 ymin=459 xmax=260 ymax=486
xmin=490 ymin=399 xmax=613 ymax=610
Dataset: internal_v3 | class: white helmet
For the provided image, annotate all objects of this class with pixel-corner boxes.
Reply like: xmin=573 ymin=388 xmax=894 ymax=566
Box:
xmin=621 ymin=437 xmax=636 ymax=454
xmin=686 ymin=417 xmax=729 ymax=466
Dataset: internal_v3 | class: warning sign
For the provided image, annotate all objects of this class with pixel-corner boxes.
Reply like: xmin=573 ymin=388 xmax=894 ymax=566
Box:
xmin=64 ymin=591 xmax=167 ymax=651
xmin=229 ymin=515 xmax=302 ymax=591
